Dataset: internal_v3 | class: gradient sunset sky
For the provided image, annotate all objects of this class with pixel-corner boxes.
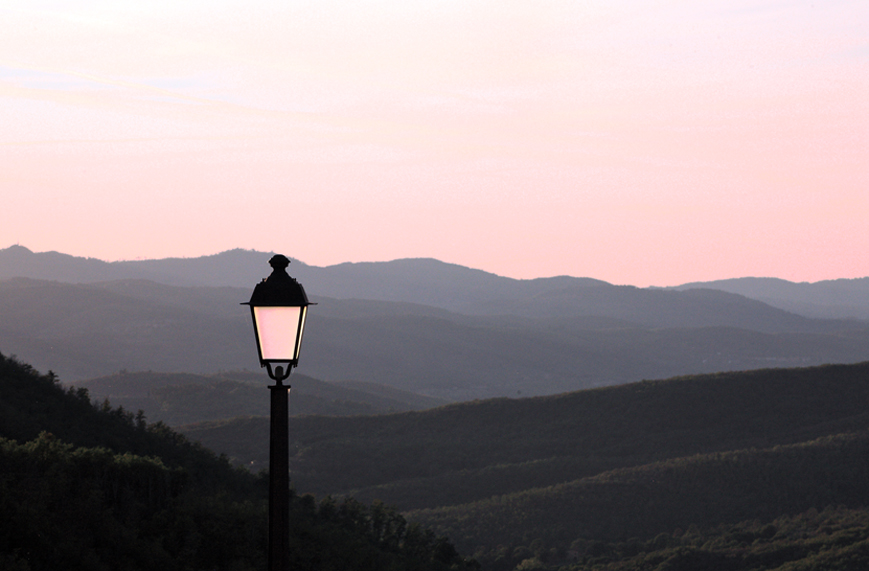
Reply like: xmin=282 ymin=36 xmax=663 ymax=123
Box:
xmin=1 ymin=0 xmax=867 ymax=286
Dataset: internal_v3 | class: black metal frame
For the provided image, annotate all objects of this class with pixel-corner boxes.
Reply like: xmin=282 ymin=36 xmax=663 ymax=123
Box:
xmin=264 ymin=361 xmax=292 ymax=382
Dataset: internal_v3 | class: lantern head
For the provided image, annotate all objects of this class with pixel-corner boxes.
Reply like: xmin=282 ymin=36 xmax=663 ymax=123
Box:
xmin=243 ymin=254 xmax=312 ymax=382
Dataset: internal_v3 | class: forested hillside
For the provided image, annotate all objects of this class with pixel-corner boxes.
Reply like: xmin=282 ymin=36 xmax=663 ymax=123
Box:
xmin=0 ymin=353 xmax=474 ymax=570
xmin=183 ymin=362 xmax=869 ymax=570
xmin=413 ymin=432 xmax=869 ymax=566
xmin=184 ymin=363 xmax=869 ymax=502
xmin=77 ymin=370 xmax=446 ymax=426
xmin=6 ymin=351 xmax=869 ymax=570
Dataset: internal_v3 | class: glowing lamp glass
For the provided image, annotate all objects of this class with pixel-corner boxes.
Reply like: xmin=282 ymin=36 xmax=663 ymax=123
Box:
xmin=253 ymin=306 xmax=307 ymax=362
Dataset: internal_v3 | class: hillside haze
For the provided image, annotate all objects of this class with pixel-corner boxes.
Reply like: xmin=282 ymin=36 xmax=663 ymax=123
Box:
xmin=2 ymin=246 xmax=869 ymax=399
xmin=3 ymin=276 xmax=869 ymax=399
xmin=672 ymin=276 xmax=869 ymax=320
xmin=5 ymin=244 xmax=869 ymax=319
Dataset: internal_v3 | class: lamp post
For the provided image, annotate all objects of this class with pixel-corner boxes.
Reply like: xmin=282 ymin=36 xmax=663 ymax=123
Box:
xmin=243 ymin=254 xmax=313 ymax=571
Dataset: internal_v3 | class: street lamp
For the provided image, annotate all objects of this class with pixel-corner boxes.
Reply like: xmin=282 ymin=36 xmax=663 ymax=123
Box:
xmin=243 ymin=254 xmax=313 ymax=571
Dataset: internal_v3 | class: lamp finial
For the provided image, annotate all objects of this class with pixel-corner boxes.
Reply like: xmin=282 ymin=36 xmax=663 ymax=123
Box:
xmin=269 ymin=255 xmax=290 ymax=271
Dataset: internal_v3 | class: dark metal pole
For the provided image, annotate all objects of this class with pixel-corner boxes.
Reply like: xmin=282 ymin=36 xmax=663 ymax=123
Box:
xmin=268 ymin=372 xmax=290 ymax=571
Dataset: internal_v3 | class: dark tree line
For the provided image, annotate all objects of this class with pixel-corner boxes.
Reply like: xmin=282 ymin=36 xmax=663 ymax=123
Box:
xmin=0 ymin=353 xmax=476 ymax=570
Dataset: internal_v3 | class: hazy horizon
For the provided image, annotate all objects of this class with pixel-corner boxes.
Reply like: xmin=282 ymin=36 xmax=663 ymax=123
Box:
xmin=4 ymin=242 xmax=868 ymax=288
xmin=2 ymin=1 xmax=867 ymax=287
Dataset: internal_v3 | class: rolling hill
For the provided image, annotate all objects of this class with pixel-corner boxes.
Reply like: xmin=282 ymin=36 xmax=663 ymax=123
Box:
xmin=0 ymin=353 xmax=473 ymax=571
xmin=181 ymin=362 xmax=869 ymax=504
xmin=7 ymin=349 xmax=869 ymax=569
xmin=78 ymin=370 xmax=447 ymax=426
xmin=3 ymin=275 xmax=869 ymax=400
xmin=179 ymin=361 xmax=869 ymax=569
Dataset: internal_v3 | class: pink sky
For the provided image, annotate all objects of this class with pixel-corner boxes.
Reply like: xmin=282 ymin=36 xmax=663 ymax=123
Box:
xmin=1 ymin=0 xmax=867 ymax=286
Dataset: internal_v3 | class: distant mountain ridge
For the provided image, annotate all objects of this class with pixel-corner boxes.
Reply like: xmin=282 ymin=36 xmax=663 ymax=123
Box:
xmin=0 ymin=244 xmax=276 ymax=287
xmin=0 ymin=245 xmax=609 ymax=313
xmin=3 ymin=276 xmax=869 ymax=400
xmin=3 ymin=245 xmax=869 ymax=399
xmin=671 ymin=276 xmax=869 ymax=319
xmin=3 ymin=245 xmax=868 ymax=320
